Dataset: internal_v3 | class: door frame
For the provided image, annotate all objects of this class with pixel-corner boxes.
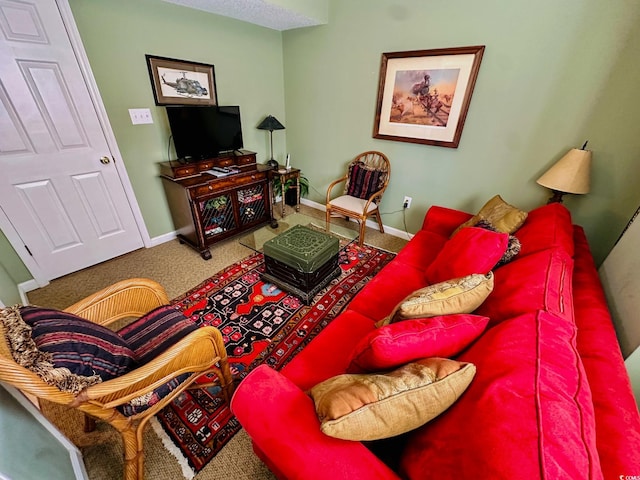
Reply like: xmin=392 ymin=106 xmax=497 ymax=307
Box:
xmin=0 ymin=0 xmax=151 ymax=289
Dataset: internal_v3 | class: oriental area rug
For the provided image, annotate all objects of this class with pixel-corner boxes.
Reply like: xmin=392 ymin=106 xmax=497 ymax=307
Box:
xmin=153 ymin=241 xmax=395 ymax=477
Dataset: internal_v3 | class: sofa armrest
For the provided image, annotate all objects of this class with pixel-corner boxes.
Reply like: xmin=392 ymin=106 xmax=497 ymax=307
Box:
xmin=231 ymin=365 xmax=399 ymax=480
xmin=421 ymin=205 xmax=471 ymax=237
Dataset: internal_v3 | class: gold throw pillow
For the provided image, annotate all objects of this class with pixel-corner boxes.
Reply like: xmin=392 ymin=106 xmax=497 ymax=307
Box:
xmin=310 ymin=358 xmax=476 ymax=441
xmin=377 ymin=272 xmax=494 ymax=327
xmin=453 ymin=194 xmax=528 ymax=236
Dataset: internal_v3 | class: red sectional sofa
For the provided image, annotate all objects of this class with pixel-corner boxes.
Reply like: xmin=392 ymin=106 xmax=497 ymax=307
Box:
xmin=231 ymin=203 xmax=640 ymax=480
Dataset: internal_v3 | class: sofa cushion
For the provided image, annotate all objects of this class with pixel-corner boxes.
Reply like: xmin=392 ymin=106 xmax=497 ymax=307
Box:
xmin=348 ymin=261 xmax=430 ymax=323
xmin=420 ymin=205 xmax=473 ymax=237
xmin=310 ymin=358 xmax=475 ymax=441
xmin=1 ymin=305 xmax=137 ymax=394
xmin=347 ymin=314 xmax=489 ymax=373
xmin=281 ymin=309 xmax=378 ymax=391
xmin=452 ymin=194 xmax=528 ymax=236
xmin=379 ymin=273 xmax=494 ymax=326
xmin=475 ymin=249 xmax=574 ymax=326
xmin=399 ymin=311 xmax=602 ymax=480
xmin=515 ymin=202 xmax=575 ymax=257
xmin=425 ymin=227 xmax=508 ymax=284
xmin=392 ymin=229 xmax=447 ymax=270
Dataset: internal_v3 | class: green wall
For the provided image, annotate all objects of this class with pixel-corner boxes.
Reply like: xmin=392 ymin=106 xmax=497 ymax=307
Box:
xmin=1 ymin=0 xmax=639 ymax=302
xmin=0 ymin=261 xmax=21 ymax=306
xmin=282 ymin=0 xmax=640 ymax=265
xmin=67 ymin=0 xmax=286 ymax=238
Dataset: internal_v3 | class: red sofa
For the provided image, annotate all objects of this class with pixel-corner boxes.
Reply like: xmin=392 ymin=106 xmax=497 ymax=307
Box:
xmin=231 ymin=203 xmax=640 ymax=480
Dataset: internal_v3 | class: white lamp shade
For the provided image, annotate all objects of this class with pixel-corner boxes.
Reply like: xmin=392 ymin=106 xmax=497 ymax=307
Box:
xmin=536 ymin=148 xmax=592 ymax=194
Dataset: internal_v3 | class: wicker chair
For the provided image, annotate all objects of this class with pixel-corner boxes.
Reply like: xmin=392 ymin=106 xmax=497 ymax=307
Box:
xmin=325 ymin=151 xmax=391 ymax=246
xmin=0 ymin=278 xmax=233 ymax=480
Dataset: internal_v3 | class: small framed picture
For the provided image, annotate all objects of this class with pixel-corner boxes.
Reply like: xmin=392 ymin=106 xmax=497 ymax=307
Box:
xmin=373 ymin=46 xmax=485 ymax=148
xmin=145 ymin=55 xmax=218 ymax=106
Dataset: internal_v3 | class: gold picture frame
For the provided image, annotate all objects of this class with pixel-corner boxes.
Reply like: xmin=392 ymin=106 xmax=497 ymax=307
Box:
xmin=373 ymin=46 xmax=485 ymax=148
xmin=146 ymin=55 xmax=218 ymax=106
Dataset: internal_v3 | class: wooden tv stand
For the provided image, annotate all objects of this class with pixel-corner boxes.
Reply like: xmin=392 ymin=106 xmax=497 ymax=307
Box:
xmin=160 ymin=151 xmax=275 ymax=260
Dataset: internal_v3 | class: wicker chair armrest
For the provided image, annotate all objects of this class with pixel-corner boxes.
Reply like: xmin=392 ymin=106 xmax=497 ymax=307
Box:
xmin=326 ymin=175 xmax=348 ymax=203
xmin=0 ymin=356 xmax=76 ymax=404
xmin=75 ymin=326 xmax=225 ymax=407
xmin=64 ymin=278 xmax=169 ymax=327
xmin=361 ymin=185 xmax=389 ymax=212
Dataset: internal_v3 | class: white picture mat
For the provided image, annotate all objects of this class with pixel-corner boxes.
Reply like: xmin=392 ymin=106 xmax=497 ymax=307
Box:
xmin=377 ymin=53 xmax=475 ymax=143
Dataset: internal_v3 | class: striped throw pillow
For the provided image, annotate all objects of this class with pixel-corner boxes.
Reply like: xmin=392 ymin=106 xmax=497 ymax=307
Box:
xmin=117 ymin=305 xmax=198 ymax=364
xmin=18 ymin=306 xmax=137 ymax=385
xmin=346 ymin=163 xmax=384 ymax=200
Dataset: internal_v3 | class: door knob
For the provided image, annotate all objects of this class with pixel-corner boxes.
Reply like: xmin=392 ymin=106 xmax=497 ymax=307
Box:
xmin=100 ymin=156 xmax=111 ymax=164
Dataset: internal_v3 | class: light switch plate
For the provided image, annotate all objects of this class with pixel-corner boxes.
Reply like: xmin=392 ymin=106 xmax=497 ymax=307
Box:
xmin=128 ymin=108 xmax=153 ymax=125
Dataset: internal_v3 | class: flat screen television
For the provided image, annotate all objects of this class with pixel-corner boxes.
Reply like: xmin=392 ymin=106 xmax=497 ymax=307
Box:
xmin=167 ymin=105 xmax=243 ymax=160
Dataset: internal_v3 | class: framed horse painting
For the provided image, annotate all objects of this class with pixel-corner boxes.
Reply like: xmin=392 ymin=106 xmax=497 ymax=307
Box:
xmin=373 ymin=46 xmax=485 ymax=148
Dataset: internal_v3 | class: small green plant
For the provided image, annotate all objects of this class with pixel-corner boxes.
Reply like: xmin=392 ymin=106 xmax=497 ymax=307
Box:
xmin=273 ymin=175 xmax=310 ymax=206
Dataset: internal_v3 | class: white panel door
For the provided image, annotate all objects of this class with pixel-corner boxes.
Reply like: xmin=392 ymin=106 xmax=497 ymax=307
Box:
xmin=0 ymin=0 xmax=143 ymax=280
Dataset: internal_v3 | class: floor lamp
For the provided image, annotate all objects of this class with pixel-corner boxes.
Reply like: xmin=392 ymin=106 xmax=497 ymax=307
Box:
xmin=257 ymin=115 xmax=285 ymax=170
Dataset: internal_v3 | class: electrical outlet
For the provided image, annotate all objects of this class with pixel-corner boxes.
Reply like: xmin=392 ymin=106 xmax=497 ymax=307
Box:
xmin=403 ymin=196 xmax=412 ymax=209
xmin=128 ymin=108 xmax=153 ymax=125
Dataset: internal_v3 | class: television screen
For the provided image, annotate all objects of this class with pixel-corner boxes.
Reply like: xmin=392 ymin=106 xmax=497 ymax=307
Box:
xmin=167 ymin=105 xmax=243 ymax=160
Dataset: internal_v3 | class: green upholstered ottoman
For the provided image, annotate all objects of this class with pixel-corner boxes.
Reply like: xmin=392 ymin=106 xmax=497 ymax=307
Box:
xmin=262 ymin=225 xmax=341 ymax=304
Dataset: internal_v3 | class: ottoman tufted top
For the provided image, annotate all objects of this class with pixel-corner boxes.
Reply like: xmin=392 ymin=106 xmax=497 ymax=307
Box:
xmin=263 ymin=225 xmax=340 ymax=273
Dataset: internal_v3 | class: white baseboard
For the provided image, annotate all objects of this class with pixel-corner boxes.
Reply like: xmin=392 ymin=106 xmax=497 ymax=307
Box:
xmin=150 ymin=230 xmax=177 ymax=247
xmin=18 ymin=202 xmax=410 ymax=300
xmin=301 ymin=198 xmax=413 ymax=240
xmin=18 ymin=279 xmax=40 ymax=303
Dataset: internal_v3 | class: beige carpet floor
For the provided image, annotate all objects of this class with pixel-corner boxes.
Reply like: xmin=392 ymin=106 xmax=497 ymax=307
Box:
xmin=26 ymin=205 xmax=409 ymax=480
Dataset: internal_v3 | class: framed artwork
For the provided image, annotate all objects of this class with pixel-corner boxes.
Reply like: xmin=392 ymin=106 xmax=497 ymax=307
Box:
xmin=145 ymin=55 xmax=218 ymax=106
xmin=373 ymin=46 xmax=485 ymax=148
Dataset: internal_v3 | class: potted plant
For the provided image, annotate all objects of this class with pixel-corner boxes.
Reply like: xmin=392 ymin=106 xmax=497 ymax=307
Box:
xmin=273 ymin=175 xmax=310 ymax=206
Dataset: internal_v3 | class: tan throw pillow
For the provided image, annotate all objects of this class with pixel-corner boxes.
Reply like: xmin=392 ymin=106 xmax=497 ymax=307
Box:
xmin=377 ymin=272 xmax=494 ymax=327
xmin=310 ymin=358 xmax=476 ymax=441
xmin=453 ymin=195 xmax=528 ymax=236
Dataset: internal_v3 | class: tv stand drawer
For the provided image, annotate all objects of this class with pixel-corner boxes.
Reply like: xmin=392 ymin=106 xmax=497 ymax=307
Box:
xmin=159 ymin=151 xmax=257 ymax=179
xmin=191 ymin=171 xmax=266 ymax=198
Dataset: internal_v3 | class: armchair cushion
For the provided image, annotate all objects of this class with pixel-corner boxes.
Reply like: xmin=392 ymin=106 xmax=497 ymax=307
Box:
xmin=118 ymin=373 xmax=191 ymax=417
xmin=346 ymin=163 xmax=384 ymax=199
xmin=328 ymin=195 xmax=379 ymax=214
xmin=117 ymin=305 xmax=198 ymax=364
xmin=1 ymin=305 xmax=137 ymax=393
xmin=116 ymin=305 xmax=200 ymax=416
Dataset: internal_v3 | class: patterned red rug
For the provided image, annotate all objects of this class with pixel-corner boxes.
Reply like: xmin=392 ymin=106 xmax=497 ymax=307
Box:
xmin=154 ymin=241 xmax=395 ymax=475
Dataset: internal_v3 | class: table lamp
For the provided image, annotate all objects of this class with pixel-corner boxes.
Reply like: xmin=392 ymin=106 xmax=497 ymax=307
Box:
xmin=536 ymin=141 xmax=592 ymax=203
xmin=257 ymin=115 xmax=285 ymax=170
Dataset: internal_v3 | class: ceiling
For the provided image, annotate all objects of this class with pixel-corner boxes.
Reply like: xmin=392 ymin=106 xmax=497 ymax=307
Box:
xmin=161 ymin=0 xmax=325 ymax=31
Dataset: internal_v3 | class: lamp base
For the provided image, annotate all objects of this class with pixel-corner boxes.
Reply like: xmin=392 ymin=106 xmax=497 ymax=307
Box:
xmin=547 ymin=190 xmax=566 ymax=204
xmin=266 ymin=159 xmax=279 ymax=170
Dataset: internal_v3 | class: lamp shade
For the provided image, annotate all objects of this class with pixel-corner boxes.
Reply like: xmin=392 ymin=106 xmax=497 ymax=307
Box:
xmin=257 ymin=115 xmax=285 ymax=132
xmin=536 ymin=148 xmax=592 ymax=195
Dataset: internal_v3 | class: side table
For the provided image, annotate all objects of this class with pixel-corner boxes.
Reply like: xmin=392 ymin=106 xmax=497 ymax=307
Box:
xmin=271 ymin=168 xmax=301 ymax=218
